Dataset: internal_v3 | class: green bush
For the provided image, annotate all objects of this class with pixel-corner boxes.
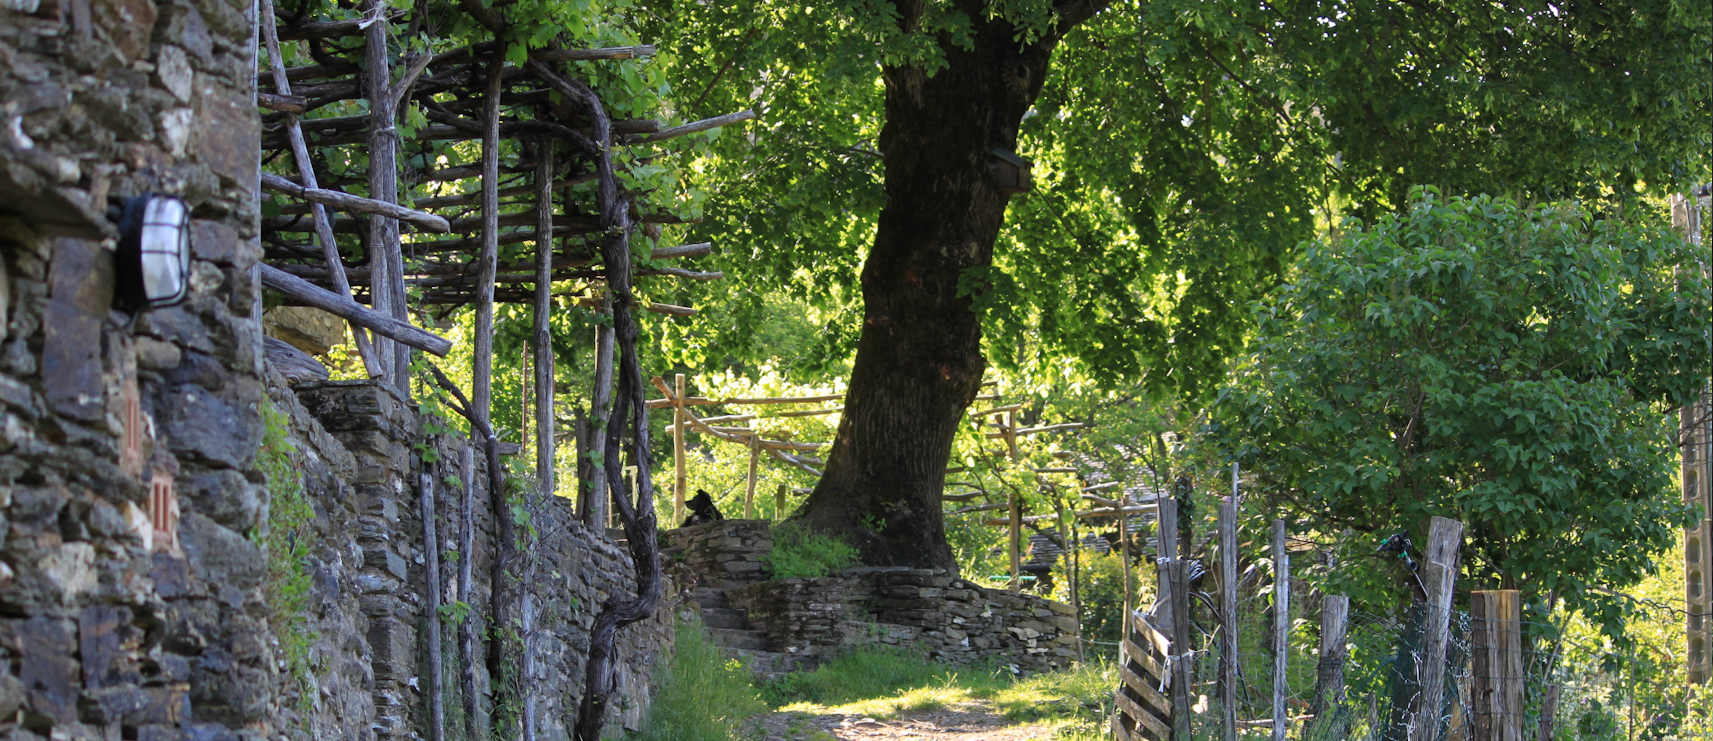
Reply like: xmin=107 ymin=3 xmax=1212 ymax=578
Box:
xmin=1068 ymin=551 xmax=1147 ymax=646
xmin=631 ymin=618 xmax=763 ymax=741
xmin=765 ymin=524 xmax=857 ymax=580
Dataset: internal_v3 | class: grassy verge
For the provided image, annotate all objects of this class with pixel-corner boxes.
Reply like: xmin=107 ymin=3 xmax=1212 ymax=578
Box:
xmin=761 ymin=648 xmax=1116 ymax=740
xmin=629 ymin=617 xmax=765 ymax=741
xmin=633 ymin=622 xmax=1116 ymax=740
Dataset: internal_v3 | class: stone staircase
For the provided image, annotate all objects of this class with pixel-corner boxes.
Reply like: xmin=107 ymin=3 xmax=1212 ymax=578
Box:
xmin=663 ymin=521 xmax=812 ymax=680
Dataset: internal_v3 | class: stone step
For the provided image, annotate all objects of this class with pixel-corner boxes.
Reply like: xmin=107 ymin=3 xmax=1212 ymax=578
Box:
xmin=702 ymin=606 xmax=749 ymax=630
xmin=691 ymin=588 xmax=730 ymax=609
xmin=727 ymin=648 xmax=813 ymax=681
xmin=707 ymin=627 xmax=769 ymax=651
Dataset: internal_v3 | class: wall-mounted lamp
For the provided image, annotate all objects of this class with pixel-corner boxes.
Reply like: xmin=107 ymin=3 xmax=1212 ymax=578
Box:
xmin=113 ymin=194 xmax=191 ymax=311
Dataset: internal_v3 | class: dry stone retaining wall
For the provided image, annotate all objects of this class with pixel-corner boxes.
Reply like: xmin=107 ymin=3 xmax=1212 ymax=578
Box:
xmin=666 ymin=521 xmax=1079 ymax=674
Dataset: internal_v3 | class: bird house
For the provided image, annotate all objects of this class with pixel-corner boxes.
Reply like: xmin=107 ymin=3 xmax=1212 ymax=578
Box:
xmin=987 ymin=148 xmax=1033 ymax=195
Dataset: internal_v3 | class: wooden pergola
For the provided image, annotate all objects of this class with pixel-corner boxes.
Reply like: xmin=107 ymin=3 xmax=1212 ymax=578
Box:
xmin=251 ymin=3 xmax=752 ymax=739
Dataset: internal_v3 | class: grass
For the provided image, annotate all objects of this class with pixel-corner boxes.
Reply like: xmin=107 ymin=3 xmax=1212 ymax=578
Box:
xmin=630 ymin=630 xmax=1117 ymax=740
xmin=760 ymin=647 xmax=1117 ymax=740
xmin=629 ymin=618 xmax=765 ymax=741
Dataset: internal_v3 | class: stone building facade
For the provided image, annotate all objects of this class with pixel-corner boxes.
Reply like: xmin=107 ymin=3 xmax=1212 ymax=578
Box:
xmin=0 ymin=2 xmax=673 ymax=739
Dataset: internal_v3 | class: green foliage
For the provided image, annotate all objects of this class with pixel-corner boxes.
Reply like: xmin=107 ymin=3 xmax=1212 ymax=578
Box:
xmin=256 ymin=397 xmax=318 ymax=716
xmin=640 ymin=0 xmax=1711 ymax=401
xmin=1065 ymin=552 xmax=1146 ymax=646
xmin=1213 ymin=189 xmax=1712 ymax=636
xmin=631 ymin=618 xmax=764 ymax=741
xmin=764 ymin=524 xmax=857 ymax=580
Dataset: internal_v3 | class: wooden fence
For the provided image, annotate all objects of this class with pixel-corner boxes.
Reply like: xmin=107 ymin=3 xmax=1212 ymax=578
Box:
xmin=1113 ymin=607 xmax=1174 ymax=741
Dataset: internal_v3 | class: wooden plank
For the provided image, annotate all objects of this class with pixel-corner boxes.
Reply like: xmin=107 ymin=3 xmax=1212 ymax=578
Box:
xmin=1121 ymin=659 xmax=1170 ymax=707
xmin=1409 ymin=516 xmax=1465 ymax=741
xmin=1115 ymin=691 xmax=1172 ymax=740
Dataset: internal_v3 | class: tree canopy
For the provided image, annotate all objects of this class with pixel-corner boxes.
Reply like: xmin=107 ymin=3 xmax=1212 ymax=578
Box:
xmin=631 ymin=0 xmax=1710 ymax=567
xmin=1213 ymin=189 xmax=1711 ymax=634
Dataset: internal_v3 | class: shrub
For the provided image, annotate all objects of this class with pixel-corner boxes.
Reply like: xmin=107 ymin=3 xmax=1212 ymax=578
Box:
xmin=765 ymin=524 xmax=857 ymax=580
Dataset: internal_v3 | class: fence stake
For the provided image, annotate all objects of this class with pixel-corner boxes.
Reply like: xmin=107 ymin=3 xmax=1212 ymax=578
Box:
xmin=1157 ymin=495 xmax=1193 ymax=737
xmin=1471 ymin=590 xmax=1523 ymax=741
xmin=1408 ymin=516 xmax=1465 ymax=741
xmin=1272 ymin=518 xmax=1290 ymax=741
xmin=1219 ymin=468 xmax=1239 ymax=741
xmin=1308 ymin=546 xmax=1350 ymax=737
xmin=775 ymin=483 xmax=787 ymax=520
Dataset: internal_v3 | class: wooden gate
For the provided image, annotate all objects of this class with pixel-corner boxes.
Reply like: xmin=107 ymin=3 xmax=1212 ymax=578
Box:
xmin=1112 ymin=607 xmax=1174 ymax=740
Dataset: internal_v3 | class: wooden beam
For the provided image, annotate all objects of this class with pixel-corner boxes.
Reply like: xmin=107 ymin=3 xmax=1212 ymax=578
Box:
xmin=258 ymin=264 xmax=452 ymax=355
xmin=257 ymin=92 xmax=306 ymax=113
xmin=262 ymin=173 xmax=450 ymax=233
xmin=622 ymin=110 xmax=756 ymax=144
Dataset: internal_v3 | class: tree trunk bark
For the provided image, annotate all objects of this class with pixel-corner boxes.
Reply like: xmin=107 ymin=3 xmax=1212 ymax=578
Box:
xmin=794 ymin=0 xmax=1068 ymax=570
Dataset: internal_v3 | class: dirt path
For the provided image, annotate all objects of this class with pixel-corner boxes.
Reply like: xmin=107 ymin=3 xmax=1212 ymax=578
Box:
xmin=745 ymin=705 xmax=1059 ymax=740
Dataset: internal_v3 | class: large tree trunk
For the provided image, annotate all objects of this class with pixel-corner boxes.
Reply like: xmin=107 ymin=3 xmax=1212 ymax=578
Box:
xmin=794 ymin=0 xmax=1105 ymax=569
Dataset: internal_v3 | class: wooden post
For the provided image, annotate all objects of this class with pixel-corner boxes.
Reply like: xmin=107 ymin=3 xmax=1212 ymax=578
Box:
xmin=1219 ymin=475 xmax=1239 ymax=741
xmin=1470 ymin=590 xmax=1524 ymax=741
xmin=362 ymin=0 xmax=406 ymax=392
xmin=1157 ymin=495 xmax=1193 ymax=737
xmin=419 ymin=468 xmax=445 ymax=741
xmin=1409 ymin=516 xmax=1465 ymax=741
xmin=775 ymin=483 xmax=787 ymax=521
xmin=1117 ymin=492 xmax=1132 ymax=624
xmin=1309 ymin=548 xmax=1350 ymax=737
xmin=1009 ymin=489 xmax=1022 ymax=593
xmin=585 ymin=312 xmax=614 ymax=530
xmin=745 ymin=430 xmax=760 ymax=519
xmin=673 ymin=373 xmax=687 ymax=525
xmin=1272 ymin=519 xmax=1290 ymax=741
xmin=1674 ymin=191 xmax=1712 ymax=686
xmin=1003 ymin=410 xmax=1020 ymax=460
xmin=532 ymin=145 xmax=555 ymax=503
xmin=457 ymin=444 xmax=477 ymax=741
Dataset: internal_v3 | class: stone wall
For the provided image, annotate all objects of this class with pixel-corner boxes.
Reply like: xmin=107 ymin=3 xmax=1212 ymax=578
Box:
xmin=280 ymin=379 xmax=675 ymax=740
xmin=2 ymin=0 xmax=271 ymax=737
xmin=666 ymin=521 xmax=1079 ymax=674
xmin=0 ymin=2 xmax=673 ymax=737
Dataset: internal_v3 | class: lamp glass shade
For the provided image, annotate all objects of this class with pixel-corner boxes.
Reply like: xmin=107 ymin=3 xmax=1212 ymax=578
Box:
xmin=138 ymin=197 xmax=190 ymax=305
